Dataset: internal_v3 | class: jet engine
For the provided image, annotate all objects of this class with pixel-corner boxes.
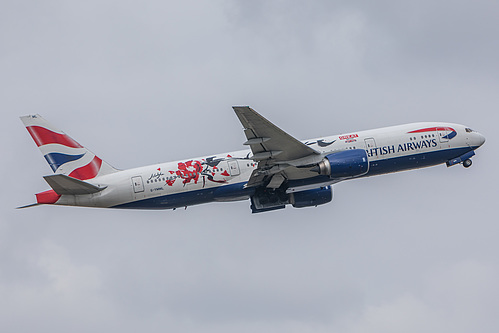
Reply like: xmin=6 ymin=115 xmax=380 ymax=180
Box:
xmin=313 ymin=149 xmax=369 ymax=178
xmin=289 ymin=186 xmax=333 ymax=208
xmin=250 ymin=186 xmax=333 ymax=213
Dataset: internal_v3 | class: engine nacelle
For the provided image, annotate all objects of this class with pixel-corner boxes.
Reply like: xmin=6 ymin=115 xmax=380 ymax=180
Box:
xmin=250 ymin=188 xmax=288 ymax=213
xmin=314 ymin=149 xmax=369 ymax=178
xmin=290 ymin=186 xmax=333 ymax=208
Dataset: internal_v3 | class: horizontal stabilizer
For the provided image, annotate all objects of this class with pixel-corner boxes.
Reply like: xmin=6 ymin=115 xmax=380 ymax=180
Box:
xmin=16 ymin=203 xmax=41 ymax=209
xmin=43 ymin=174 xmax=107 ymax=195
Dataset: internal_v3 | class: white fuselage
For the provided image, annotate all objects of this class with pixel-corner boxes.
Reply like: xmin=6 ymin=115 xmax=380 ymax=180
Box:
xmin=52 ymin=122 xmax=485 ymax=210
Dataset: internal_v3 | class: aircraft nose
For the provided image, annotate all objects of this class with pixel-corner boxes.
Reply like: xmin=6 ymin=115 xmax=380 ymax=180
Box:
xmin=476 ymin=132 xmax=486 ymax=147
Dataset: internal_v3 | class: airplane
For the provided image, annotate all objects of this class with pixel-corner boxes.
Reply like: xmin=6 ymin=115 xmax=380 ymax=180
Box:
xmin=19 ymin=106 xmax=485 ymax=213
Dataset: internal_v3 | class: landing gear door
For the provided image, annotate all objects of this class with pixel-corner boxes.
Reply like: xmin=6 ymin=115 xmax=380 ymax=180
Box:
xmin=132 ymin=176 xmax=145 ymax=193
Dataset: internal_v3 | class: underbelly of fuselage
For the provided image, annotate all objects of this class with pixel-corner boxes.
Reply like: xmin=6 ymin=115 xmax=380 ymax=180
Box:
xmin=111 ymin=146 xmax=476 ymax=210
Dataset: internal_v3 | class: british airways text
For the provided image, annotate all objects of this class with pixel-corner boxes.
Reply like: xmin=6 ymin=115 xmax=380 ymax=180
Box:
xmin=366 ymin=139 xmax=438 ymax=157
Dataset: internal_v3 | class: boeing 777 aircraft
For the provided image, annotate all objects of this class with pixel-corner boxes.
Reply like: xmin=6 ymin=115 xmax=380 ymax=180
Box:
xmin=19 ymin=107 xmax=485 ymax=213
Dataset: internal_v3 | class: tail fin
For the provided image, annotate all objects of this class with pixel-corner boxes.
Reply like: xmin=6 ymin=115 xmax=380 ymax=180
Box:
xmin=20 ymin=114 xmax=118 ymax=180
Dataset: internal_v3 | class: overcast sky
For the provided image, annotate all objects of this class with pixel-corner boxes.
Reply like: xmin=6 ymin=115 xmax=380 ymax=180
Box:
xmin=1 ymin=1 xmax=498 ymax=332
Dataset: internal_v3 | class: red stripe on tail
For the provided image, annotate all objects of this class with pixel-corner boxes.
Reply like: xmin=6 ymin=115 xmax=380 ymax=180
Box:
xmin=26 ymin=126 xmax=83 ymax=148
xmin=68 ymin=156 xmax=102 ymax=180
xmin=36 ymin=190 xmax=61 ymax=204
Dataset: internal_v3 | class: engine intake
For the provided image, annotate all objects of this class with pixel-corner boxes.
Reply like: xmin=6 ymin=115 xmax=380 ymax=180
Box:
xmin=314 ymin=149 xmax=369 ymax=178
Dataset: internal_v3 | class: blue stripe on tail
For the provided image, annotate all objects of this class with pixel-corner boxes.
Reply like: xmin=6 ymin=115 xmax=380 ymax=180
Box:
xmin=44 ymin=153 xmax=85 ymax=172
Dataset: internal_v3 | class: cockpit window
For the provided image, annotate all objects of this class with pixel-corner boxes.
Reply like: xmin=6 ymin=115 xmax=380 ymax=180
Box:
xmin=465 ymin=128 xmax=474 ymax=133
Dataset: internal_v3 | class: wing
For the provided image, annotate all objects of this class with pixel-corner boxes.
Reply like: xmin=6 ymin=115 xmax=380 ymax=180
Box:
xmin=233 ymin=106 xmax=322 ymax=188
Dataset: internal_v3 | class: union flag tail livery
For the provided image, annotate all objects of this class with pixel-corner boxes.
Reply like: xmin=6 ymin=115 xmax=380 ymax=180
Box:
xmin=20 ymin=115 xmax=117 ymax=180
xmin=19 ymin=107 xmax=486 ymax=213
xmin=20 ymin=115 xmax=117 ymax=207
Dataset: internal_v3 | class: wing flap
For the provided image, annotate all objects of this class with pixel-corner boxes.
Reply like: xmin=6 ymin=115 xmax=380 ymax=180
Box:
xmin=245 ymin=169 xmax=266 ymax=188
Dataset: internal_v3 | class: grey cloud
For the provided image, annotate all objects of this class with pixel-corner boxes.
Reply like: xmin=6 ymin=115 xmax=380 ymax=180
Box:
xmin=1 ymin=0 xmax=498 ymax=332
